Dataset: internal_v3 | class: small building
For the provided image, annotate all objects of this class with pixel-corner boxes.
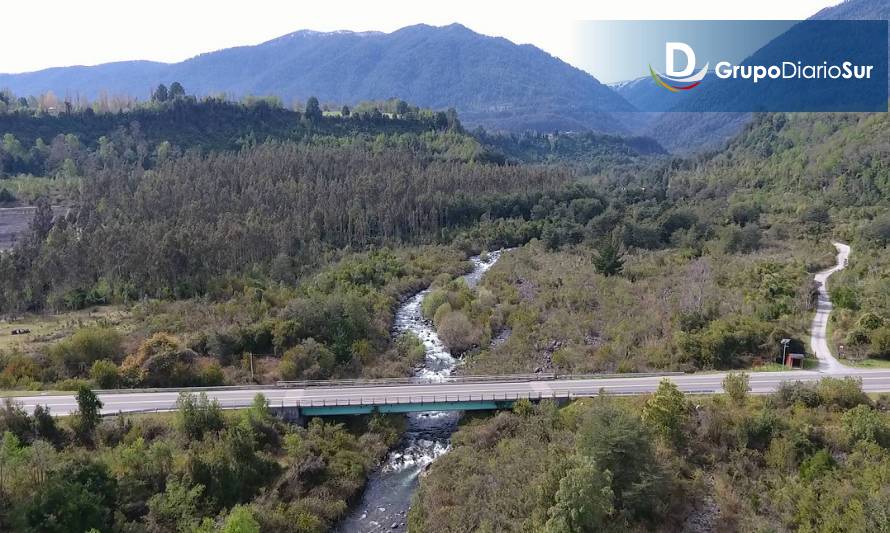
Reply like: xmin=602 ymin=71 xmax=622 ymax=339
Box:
xmin=785 ymin=353 xmax=805 ymax=369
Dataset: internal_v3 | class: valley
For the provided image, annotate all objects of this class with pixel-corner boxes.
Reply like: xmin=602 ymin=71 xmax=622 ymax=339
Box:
xmin=0 ymin=0 xmax=889 ymax=530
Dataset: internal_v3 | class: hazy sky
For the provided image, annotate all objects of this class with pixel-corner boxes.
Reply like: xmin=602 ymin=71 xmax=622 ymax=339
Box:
xmin=0 ymin=0 xmax=841 ymax=75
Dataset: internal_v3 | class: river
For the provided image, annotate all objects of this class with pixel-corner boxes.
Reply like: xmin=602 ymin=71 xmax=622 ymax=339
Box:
xmin=336 ymin=250 xmax=505 ymax=533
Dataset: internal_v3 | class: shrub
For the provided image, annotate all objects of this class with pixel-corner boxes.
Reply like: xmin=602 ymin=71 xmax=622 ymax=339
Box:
xmin=829 ymin=285 xmax=860 ymax=311
xmin=721 ymin=225 xmax=762 ymax=254
xmin=222 ymin=505 xmax=261 ymax=533
xmin=421 ymin=289 xmax=449 ymax=320
xmin=71 ymin=386 xmax=103 ymax=445
xmin=870 ymin=327 xmax=890 ymax=359
xmin=857 ymin=312 xmax=885 ymax=331
xmin=769 ymin=381 xmax=821 ymax=409
xmin=742 ymin=409 xmax=781 ymax=451
xmin=842 ymin=404 xmax=889 ymax=446
xmin=90 ymin=359 xmax=120 ymax=389
xmin=513 ymin=398 xmax=534 ymax=417
xmin=544 ymin=455 xmax=614 ymax=532
xmin=279 ymin=338 xmax=336 ymax=380
xmin=845 ymin=328 xmax=871 ymax=347
xmin=723 ymin=372 xmax=750 ymax=405
xmin=816 ymin=377 xmax=870 ymax=409
xmin=48 ymin=327 xmax=123 ymax=377
xmin=799 ymin=449 xmax=835 ymax=481
xmin=0 ymin=398 xmax=33 ymax=443
xmin=32 ymin=405 xmax=64 ymax=447
xmin=0 ymin=352 xmax=41 ymax=388
xmin=642 ymin=379 xmax=689 ymax=446
xmin=120 ymin=333 xmax=202 ymax=387
xmin=198 ymin=361 xmax=225 ymax=386
xmin=437 ymin=311 xmax=480 ymax=354
xmin=175 ymin=392 xmax=224 ymax=441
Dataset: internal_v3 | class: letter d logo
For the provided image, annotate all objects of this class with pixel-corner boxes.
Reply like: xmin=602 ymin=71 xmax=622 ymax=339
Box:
xmin=666 ymin=42 xmax=695 ymax=77
xmin=649 ymin=42 xmax=708 ymax=92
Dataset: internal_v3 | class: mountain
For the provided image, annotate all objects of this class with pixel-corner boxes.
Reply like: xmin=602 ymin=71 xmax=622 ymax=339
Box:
xmin=611 ymin=77 xmax=677 ymax=113
xmin=641 ymin=0 xmax=890 ymax=153
xmin=0 ymin=24 xmax=635 ymax=134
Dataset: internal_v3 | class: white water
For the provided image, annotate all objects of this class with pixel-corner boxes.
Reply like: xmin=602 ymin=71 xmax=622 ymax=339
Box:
xmin=337 ymin=250 xmax=504 ymax=532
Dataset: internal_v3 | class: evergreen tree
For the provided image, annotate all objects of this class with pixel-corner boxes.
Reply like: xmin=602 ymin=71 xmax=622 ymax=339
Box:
xmin=593 ymin=240 xmax=624 ymax=277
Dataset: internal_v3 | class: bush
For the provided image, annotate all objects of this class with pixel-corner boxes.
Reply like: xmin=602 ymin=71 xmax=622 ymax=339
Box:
xmin=90 ymin=359 xmax=120 ymax=389
xmin=437 ymin=311 xmax=480 ymax=354
xmin=175 ymin=392 xmax=224 ymax=441
xmin=721 ymin=225 xmax=762 ymax=254
xmin=829 ymin=285 xmax=860 ymax=311
xmin=642 ymin=380 xmax=689 ymax=445
xmin=677 ymin=316 xmax=769 ymax=369
xmin=421 ymin=289 xmax=449 ymax=320
xmin=723 ymin=372 xmax=750 ymax=405
xmin=870 ymin=327 xmax=890 ymax=359
xmin=817 ymin=377 xmax=870 ymax=409
xmin=842 ymin=404 xmax=889 ymax=446
xmin=799 ymin=449 xmax=835 ymax=481
xmin=857 ymin=312 xmax=885 ymax=331
xmin=742 ymin=409 xmax=781 ymax=451
xmin=769 ymin=381 xmax=821 ymax=408
xmin=48 ymin=327 xmax=123 ymax=377
xmin=279 ymin=338 xmax=337 ymax=380
xmin=120 ymin=333 xmax=202 ymax=387
xmin=23 ymin=459 xmax=117 ymax=532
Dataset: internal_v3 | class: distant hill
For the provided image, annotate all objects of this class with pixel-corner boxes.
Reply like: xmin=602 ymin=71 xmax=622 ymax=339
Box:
xmin=611 ymin=77 xmax=678 ymax=114
xmin=0 ymin=24 xmax=635 ymax=134
xmin=673 ymin=110 xmax=890 ymax=211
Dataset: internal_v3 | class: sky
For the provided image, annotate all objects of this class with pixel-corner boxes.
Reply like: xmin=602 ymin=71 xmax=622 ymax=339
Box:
xmin=0 ymin=0 xmax=842 ymax=76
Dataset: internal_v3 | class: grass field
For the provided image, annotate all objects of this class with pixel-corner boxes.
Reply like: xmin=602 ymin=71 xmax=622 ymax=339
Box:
xmin=0 ymin=305 xmax=131 ymax=354
xmin=753 ymin=358 xmax=819 ymax=372
xmin=843 ymin=358 xmax=890 ymax=369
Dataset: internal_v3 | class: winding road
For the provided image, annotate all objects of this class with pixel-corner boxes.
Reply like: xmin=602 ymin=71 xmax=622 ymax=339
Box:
xmin=810 ymin=242 xmax=850 ymax=373
xmin=14 ymin=241 xmax=886 ymax=418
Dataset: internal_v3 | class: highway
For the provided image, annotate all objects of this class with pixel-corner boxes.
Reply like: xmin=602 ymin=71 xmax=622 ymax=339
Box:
xmin=12 ymin=368 xmax=890 ymax=417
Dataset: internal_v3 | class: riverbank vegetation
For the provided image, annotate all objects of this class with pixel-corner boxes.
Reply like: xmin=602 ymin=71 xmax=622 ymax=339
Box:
xmin=410 ymin=376 xmax=890 ymax=532
xmin=0 ymin=389 xmax=403 ymax=532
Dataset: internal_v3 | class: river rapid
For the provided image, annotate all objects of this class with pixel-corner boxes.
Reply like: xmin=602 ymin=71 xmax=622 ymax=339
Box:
xmin=336 ymin=250 xmax=504 ymax=533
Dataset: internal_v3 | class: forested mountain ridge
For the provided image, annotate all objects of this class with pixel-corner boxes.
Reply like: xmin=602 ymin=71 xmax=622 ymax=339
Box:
xmin=0 ymin=92 xmax=664 ymax=186
xmin=0 ymin=24 xmax=635 ymax=134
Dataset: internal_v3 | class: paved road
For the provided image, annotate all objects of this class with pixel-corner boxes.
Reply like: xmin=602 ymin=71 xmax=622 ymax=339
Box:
xmin=14 ymin=241 xmax=882 ymax=417
xmin=810 ymin=242 xmax=850 ymax=372
xmin=14 ymin=368 xmax=890 ymax=417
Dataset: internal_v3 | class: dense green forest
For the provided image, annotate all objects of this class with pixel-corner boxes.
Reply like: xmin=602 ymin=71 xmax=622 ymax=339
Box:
xmin=0 ymin=87 xmax=661 ymax=184
xmin=411 ymin=376 xmax=890 ymax=532
xmin=0 ymin=388 xmax=403 ymax=532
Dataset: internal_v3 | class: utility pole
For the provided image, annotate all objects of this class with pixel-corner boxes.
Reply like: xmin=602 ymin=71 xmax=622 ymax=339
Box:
xmin=780 ymin=338 xmax=791 ymax=366
xmin=248 ymin=352 xmax=254 ymax=382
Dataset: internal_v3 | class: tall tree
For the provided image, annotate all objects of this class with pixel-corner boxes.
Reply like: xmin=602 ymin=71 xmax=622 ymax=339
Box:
xmin=642 ymin=379 xmax=689 ymax=446
xmin=152 ymin=83 xmax=169 ymax=103
xmin=29 ymin=196 xmax=54 ymax=243
xmin=169 ymin=82 xmax=186 ymax=99
xmin=304 ymin=96 xmax=322 ymax=121
xmin=544 ymin=456 xmax=614 ymax=533
xmin=72 ymin=386 xmax=103 ymax=443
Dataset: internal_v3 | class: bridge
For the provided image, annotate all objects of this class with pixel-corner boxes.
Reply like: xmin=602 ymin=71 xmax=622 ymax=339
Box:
xmin=14 ymin=369 xmax=890 ymax=419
